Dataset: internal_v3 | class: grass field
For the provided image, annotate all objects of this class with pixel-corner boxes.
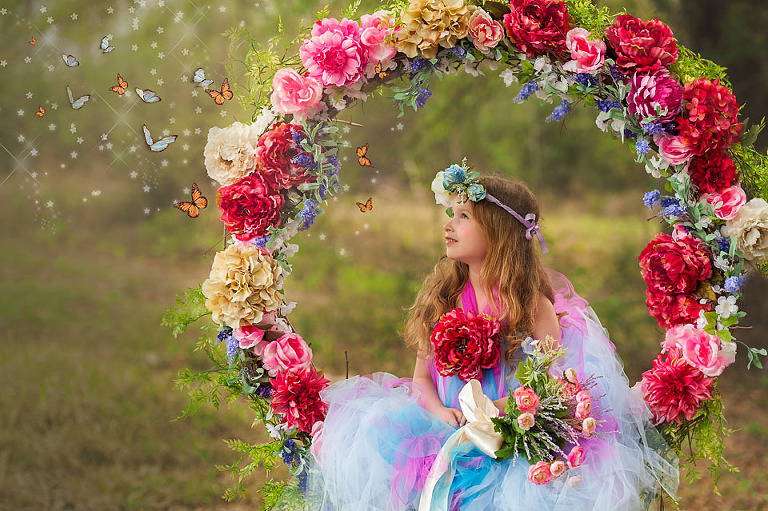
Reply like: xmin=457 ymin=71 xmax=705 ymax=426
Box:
xmin=1 ymin=189 xmax=767 ymax=510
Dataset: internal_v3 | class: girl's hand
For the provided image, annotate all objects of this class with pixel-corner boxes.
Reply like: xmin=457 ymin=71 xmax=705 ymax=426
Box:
xmin=432 ymin=405 xmax=467 ymax=428
xmin=493 ymin=397 xmax=508 ymax=415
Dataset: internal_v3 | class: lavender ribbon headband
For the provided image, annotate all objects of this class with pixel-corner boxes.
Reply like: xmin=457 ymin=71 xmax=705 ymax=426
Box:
xmin=485 ymin=193 xmax=549 ymax=254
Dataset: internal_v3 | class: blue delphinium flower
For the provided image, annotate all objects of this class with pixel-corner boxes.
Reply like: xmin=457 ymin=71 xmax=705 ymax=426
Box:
xmin=716 ymin=236 xmax=731 ymax=254
xmin=595 ymin=99 xmax=621 ymax=112
xmin=450 ymin=45 xmax=467 ymax=58
xmin=643 ymin=122 xmax=665 ymax=136
xmin=216 ymin=327 xmax=238 ymax=362
xmin=298 ymin=471 xmax=309 ymax=495
xmin=216 ymin=327 xmax=233 ymax=344
xmin=546 ymin=100 xmax=572 ymax=122
xmin=251 ymin=236 xmax=270 ymax=248
xmin=635 ymin=138 xmax=651 ymax=156
xmin=407 ymin=58 xmax=431 ymax=73
xmin=299 ymin=199 xmax=318 ymax=231
xmin=575 ymin=73 xmax=597 ymax=88
xmin=256 ymin=384 xmax=274 ymax=398
xmin=291 ymin=152 xmax=316 ymax=169
xmin=623 ymin=128 xmax=639 ymax=139
xmin=643 ymin=189 xmax=661 ymax=209
xmin=415 ymin=88 xmax=433 ymax=108
xmin=660 ymin=199 xmax=686 ymax=217
xmin=514 ymin=81 xmax=539 ymax=103
xmin=724 ymin=275 xmax=748 ymax=293
xmin=609 ymin=65 xmax=624 ymax=82
xmin=290 ymin=127 xmax=305 ymax=146
xmin=281 ymin=439 xmax=295 ymax=466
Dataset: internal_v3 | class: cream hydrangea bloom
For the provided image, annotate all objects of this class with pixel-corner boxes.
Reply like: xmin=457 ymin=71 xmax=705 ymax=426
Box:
xmin=721 ymin=197 xmax=768 ymax=264
xmin=202 ymin=243 xmax=284 ymax=328
xmin=395 ymin=0 xmax=470 ymax=59
xmin=203 ymin=109 xmax=276 ymax=186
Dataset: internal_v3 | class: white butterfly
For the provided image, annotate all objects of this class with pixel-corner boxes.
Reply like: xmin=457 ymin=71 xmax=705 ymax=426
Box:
xmin=142 ymin=124 xmax=177 ymax=152
xmin=66 ymin=85 xmax=90 ymax=109
xmin=61 ymin=54 xmax=79 ymax=67
xmin=99 ymin=35 xmax=115 ymax=53
xmin=135 ymin=88 xmax=161 ymax=103
xmin=192 ymin=67 xmax=213 ymax=88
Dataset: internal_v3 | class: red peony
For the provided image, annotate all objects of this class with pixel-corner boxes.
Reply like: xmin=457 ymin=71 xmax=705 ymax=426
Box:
xmin=218 ymin=173 xmax=284 ymax=242
xmin=255 ymin=122 xmax=314 ymax=191
xmin=503 ymin=0 xmax=569 ymax=59
xmin=640 ymin=347 xmax=714 ymax=424
xmin=645 ymin=291 xmax=712 ymax=330
xmin=627 ymin=69 xmax=683 ymax=123
xmin=270 ymin=366 xmax=330 ymax=434
xmin=686 ymin=150 xmax=739 ymax=195
xmin=639 ymin=233 xmax=712 ymax=295
xmin=431 ymin=308 xmax=501 ymax=382
xmin=676 ymin=78 xmax=742 ymax=156
xmin=605 ymin=14 xmax=678 ymax=74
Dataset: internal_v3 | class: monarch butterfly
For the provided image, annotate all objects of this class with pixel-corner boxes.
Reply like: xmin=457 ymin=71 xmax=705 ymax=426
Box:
xmin=61 ymin=54 xmax=79 ymax=67
xmin=356 ymin=143 xmax=373 ymax=167
xmin=374 ymin=62 xmax=388 ymax=79
xmin=142 ymin=124 xmax=178 ymax=152
xmin=205 ymin=78 xmax=233 ymax=105
xmin=109 ymin=74 xmax=128 ymax=95
xmin=66 ymin=85 xmax=90 ymax=109
xmin=29 ymin=37 xmax=36 ymax=45
xmin=99 ymin=35 xmax=115 ymax=53
xmin=135 ymin=87 xmax=161 ymax=103
xmin=192 ymin=67 xmax=213 ymax=88
xmin=35 ymin=105 xmax=45 ymax=117
xmin=356 ymin=197 xmax=373 ymax=213
xmin=174 ymin=183 xmax=208 ymax=218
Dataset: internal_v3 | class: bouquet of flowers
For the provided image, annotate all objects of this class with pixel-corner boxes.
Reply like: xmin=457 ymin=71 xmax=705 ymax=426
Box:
xmin=430 ymin=308 xmax=501 ymax=382
xmin=492 ymin=336 xmax=601 ymax=485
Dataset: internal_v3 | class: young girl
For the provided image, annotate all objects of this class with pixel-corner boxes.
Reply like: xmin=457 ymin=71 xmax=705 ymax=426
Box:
xmin=304 ymin=167 xmax=678 ymax=510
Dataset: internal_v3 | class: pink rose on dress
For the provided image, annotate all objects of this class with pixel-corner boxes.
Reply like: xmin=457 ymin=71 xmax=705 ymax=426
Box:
xmin=566 ymin=446 xmax=585 ymax=468
xmin=662 ymin=324 xmax=736 ymax=377
xmin=550 ymin=460 xmax=567 ymax=477
xmin=262 ymin=332 xmax=313 ymax=375
xmin=527 ymin=460 xmax=553 ymax=485
xmin=309 ymin=420 xmax=325 ymax=461
xmin=582 ymin=417 xmax=597 ymax=436
xmin=234 ymin=324 xmax=268 ymax=355
xmin=360 ymin=10 xmax=397 ymax=63
xmin=655 ymin=132 xmax=694 ymax=166
xmin=703 ymin=184 xmax=747 ymax=221
xmin=299 ymin=17 xmax=367 ymax=88
xmin=562 ymin=28 xmax=606 ymax=74
xmin=517 ymin=412 xmax=535 ymax=431
xmin=270 ymin=68 xmax=323 ymax=118
xmin=468 ymin=8 xmax=504 ymax=55
xmin=513 ymin=386 xmax=540 ymax=413
xmin=575 ymin=400 xmax=592 ymax=420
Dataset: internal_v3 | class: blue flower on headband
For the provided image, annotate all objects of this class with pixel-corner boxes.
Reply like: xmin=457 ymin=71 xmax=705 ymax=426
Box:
xmin=442 ymin=164 xmax=467 ymax=189
xmin=441 ymin=163 xmax=486 ymax=202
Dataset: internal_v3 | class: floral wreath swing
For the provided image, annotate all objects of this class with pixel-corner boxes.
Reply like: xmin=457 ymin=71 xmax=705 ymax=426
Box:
xmin=164 ymin=0 xmax=768 ymax=507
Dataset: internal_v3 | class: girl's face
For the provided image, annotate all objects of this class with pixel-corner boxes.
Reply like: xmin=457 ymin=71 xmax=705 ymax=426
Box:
xmin=443 ymin=199 xmax=487 ymax=267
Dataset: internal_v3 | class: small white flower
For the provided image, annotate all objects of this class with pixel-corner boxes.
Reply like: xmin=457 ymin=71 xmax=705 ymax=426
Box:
xmin=535 ymin=87 xmax=554 ymax=103
xmin=644 ymin=155 xmax=670 ymax=179
xmin=431 ymin=172 xmax=453 ymax=207
xmin=533 ymin=56 xmax=552 ymax=73
xmin=713 ymin=254 xmax=731 ymax=272
xmin=280 ymin=301 xmax=297 ymax=315
xmin=463 ymin=62 xmax=484 ymax=77
xmin=595 ymin=111 xmax=612 ymax=132
xmin=698 ymin=215 xmax=713 ymax=229
xmin=282 ymin=243 xmax=299 ymax=258
xmin=499 ymin=68 xmax=518 ymax=87
xmin=265 ymin=422 xmax=283 ymax=440
xmin=485 ymin=60 xmax=499 ymax=71
xmin=715 ymin=295 xmax=739 ymax=319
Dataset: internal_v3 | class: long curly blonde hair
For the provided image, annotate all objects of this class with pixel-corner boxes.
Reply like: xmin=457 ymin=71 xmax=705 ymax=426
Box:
xmin=403 ymin=175 xmax=554 ymax=368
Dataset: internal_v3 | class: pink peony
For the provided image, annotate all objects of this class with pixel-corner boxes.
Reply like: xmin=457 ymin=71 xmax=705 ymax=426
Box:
xmin=627 ymin=69 xmax=683 ymax=123
xmin=605 ymin=14 xmax=678 ymax=74
xmin=270 ymin=366 xmax=330 ymax=433
xmin=218 ymin=173 xmax=284 ymax=242
xmin=468 ymin=8 xmax=504 ymax=55
xmin=639 ymin=233 xmax=712 ymax=296
xmin=270 ymin=68 xmax=323 ymax=118
xmin=703 ymin=184 xmax=747 ymax=221
xmin=517 ymin=412 xmax=536 ymax=431
xmin=527 ymin=460 xmax=553 ymax=485
xmin=360 ymin=10 xmax=397 ymax=63
xmin=503 ymin=0 xmax=569 ymax=58
xmin=513 ymin=386 xmax=540 ymax=413
xmin=562 ymin=28 xmax=606 ymax=74
xmin=655 ymin=132 xmax=694 ymax=166
xmin=662 ymin=324 xmax=736 ymax=377
xmin=430 ymin=308 xmax=501 ymax=382
xmin=234 ymin=324 xmax=268 ymax=354
xmin=299 ymin=17 xmax=367 ymax=88
xmin=262 ymin=332 xmax=313 ymax=375
xmin=255 ymin=122 xmax=314 ymax=190
xmin=640 ymin=347 xmax=714 ymax=424
xmin=550 ymin=460 xmax=567 ymax=477
xmin=566 ymin=446 xmax=585 ymax=468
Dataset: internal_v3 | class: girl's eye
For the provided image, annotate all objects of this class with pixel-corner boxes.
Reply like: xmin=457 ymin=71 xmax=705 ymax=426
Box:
xmin=461 ymin=213 xmax=469 ymax=219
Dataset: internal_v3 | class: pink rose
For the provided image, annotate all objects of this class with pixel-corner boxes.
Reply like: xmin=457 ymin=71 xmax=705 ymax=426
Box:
xmin=270 ymin=68 xmax=323 ymax=118
xmin=234 ymin=325 xmax=268 ymax=355
xmin=655 ymin=133 xmax=694 ymax=165
xmin=527 ymin=460 xmax=553 ymax=485
xmin=575 ymin=400 xmax=592 ymax=420
xmin=517 ymin=412 xmax=535 ymax=431
xmin=662 ymin=324 xmax=736 ymax=377
xmin=582 ymin=417 xmax=597 ymax=436
xmin=566 ymin=446 xmax=585 ymax=468
xmin=550 ymin=460 xmax=567 ymax=477
xmin=360 ymin=10 xmax=397 ymax=63
xmin=703 ymin=184 xmax=747 ymax=221
xmin=563 ymin=367 xmax=578 ymax=384
xmin=262 ymin=332 xmax=313 ymax=375
xmin=468 ymin=8 xmax=504 ymax=55
xmin=513 ymin=386 xmax=540 ymax=413
xmin=562 ymin=28 xmax=606 ymax=74
xmin=310 ymin=420 xmax=325 ymax=461
xmin=575 ymin=390 xmax=591 ymax=404
xmin=299 ymin=18 xmax=367 ymax=88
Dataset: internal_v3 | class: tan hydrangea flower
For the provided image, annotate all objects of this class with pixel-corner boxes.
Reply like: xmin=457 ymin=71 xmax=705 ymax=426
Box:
xmin=202 ymin=243 xmax=284 ymax=328
xmin=721 ymin=198 xmax=768 ymax=264
xmin=395 ymin=0 xmax=470 ymax=59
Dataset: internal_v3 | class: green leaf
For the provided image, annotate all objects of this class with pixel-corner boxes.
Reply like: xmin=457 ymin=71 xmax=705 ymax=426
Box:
xmin=716 ymin=329 xmax=732 ymax=343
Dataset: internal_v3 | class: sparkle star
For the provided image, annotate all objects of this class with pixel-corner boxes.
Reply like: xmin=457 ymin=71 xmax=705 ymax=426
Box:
xmin=181 ymin=48 xmax=189 ymax=55
xmin=396 ymin=123 xmax=404 ymax=130
xmin=69 ymin=124 xmax=77 ymax=133
xmin=107 ymin=7 xmax=114 ymax=14
xmin=132 ymin=44 xmax=138 ymax=51
xmin=47 ymin=17 xmax=53 ymax=24
xmin=161 ymin=129 xmax=170 ymax=137
xmin=24 ymin=56 xmax=31 ymax=64
xmin=150 ymin=68 xmax=157 ymax=76
xmin=156 ymin=78 xmax=164 ymax=86
xmin=169 ymin=117 xmax=176 ymax=124
xmin=144 ymin=208 xmax=151 ymax=215
xmin=47 ymin=65 xmax=54 ymax=72
xmin=150 ymin=41 xmax=158 ymax=49
xmin=26 ymin=91 xmax=33 ymax=99
xmin=194 ymin=128 xmax=201 ymax=135
xmin=191 ymin=90 xmax=198 ymax=97
xmin=50 ymin=103 xmax=58 ymax=110
xmin=182 ymin=144 xmax=189 ymax=151
xmin=100 ymin=133 xmax=108 ymax=141
xmin=47 ymin=201 xmax=54 ymax=208
xmin=157 ymin=27 xmax=164 ymax=34
xmin=130 ymin=171 xmax=138 ymax=178
xmin=195 ymin=106 xmax=202 ymax=114
xmin=40 ymin=6 xmax=47 ymax=13
xmin=17 ymin=110 xmax=23 ymax=117
xmin=319 ymin=234 xmax=326 ymax=240
xmin=0 ymin=8 xmax=7 ymax=14
xmin=219 ymin=5 xmax=227 ymax=12
xmin=182 ymin=129 xmax=191 ymax=136
xmin=342 ymin=126 xmax=351 ymax=133
xmin=160 ymin=160 xmax=168 ymax=167
xmin=0 ymin=60 xmax=7 ymax=67
xmin=129 ymin=145 xmax=137 ymax=153
xmin=30 ymin=149 xmax=38 ymax=156
xmin=157 ymin=0 xmax=165 ymax=6
xmin=76 ymin=137 xmax=84 ymax=144
xmin=70 ymin=13 xmax=78 ymax=20
xmin=70 ymin=151 xmax=78 ymax=158
xmin=48 ymin=123 xmax=56 ymax=131
xmin=157 ymin=52 xmax=165 ymax=59
xmin=106 ymin=142 xmax=112 ymax=149
xmin=143 ymin=185 xmax=150 ymax=192
xmin=219 ymin=110 xmax=227 ymax=117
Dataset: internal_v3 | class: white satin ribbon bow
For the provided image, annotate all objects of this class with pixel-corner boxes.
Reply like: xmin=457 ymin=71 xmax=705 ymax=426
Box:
xmin=418 ymin=379 xmax=503 ymax=511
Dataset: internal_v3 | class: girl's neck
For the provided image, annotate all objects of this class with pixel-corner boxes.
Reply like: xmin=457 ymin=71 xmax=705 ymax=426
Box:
xmin=467 ymin=265 xmax=492 ymax=313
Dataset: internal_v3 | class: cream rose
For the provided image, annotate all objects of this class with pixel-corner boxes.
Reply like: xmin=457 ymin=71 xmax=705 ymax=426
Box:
xmin=202 ymin=244 xmax=283 ymax=328
xmin=204 ymin=115 xmax=275 ymax=186
xmin=517 ymin=412 xmax=535 ymax=431
xmin=721 ymin=198 xmax=768 ymax=264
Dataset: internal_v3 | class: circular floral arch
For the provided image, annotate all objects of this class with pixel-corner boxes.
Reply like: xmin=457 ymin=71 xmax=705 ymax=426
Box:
xmin=166 ymin=0 xmax=768 ymax=505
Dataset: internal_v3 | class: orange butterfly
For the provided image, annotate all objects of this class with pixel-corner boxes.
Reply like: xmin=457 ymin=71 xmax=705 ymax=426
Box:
xmin=108 ymin=73 xmax=128 ymax=95
xmin=29 ymin=36 xmax=36 ymax=45
xmin=356 ymin=197 xmax=373 ymax=213
xmin=35 ymin=105 xmax=45 ymax=117
xmin=356 ymin=143 xmax=373 ymax=167
xmin=174 ymin=183 xmax=208 ymax=218
xmin=205 ymin=78 xmax=233 ymax=105
xmin=374 ymin=62 xmax=388 ymax=79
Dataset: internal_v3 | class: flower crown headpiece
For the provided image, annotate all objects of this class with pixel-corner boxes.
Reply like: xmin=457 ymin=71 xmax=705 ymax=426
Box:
xmin=432 ymin=161 xmax=548 ymax=254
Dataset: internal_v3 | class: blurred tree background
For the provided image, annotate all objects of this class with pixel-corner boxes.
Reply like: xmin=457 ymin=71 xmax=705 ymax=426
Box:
xmin=0 ymin=0 xmax=766 ymax=509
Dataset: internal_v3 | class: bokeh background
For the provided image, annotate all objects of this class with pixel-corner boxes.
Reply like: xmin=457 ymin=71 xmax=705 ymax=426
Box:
xmin=1 ymin=0 xmax=767 ymax=509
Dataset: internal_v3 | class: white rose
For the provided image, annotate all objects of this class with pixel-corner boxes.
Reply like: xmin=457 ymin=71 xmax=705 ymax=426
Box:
xmin=721 ymin=198 xmax=768 ymax=263
xmin=204 ymin=120 xmax=270 ymax=186
xmin=431 ymin=172 xmax=453 ymax=207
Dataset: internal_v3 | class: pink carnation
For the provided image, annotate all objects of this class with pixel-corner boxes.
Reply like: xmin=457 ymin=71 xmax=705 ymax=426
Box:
xmin=299 ymin=18 xmax=367 ymax=88
xmin=627 ymin=69 xmax=683 ymax=123
xmin=360 ymin=10 xmax=397 ymax=63
xmin=270 ymin=68 xmax=323 ymax=118
xmin=468 ymin=8 xmax=504 ymax=55
xmin=262 ymin=332 xmax=313 ymax=375
xmin=270 ymin=366 xmax=330 ymax=434
xmin=661 ymin=324 xmax=736 ymax=377
xmin=703 ymin=184 xmax=747 ymax=221
xmin=562 ymin=28 xmax=606 ymax=74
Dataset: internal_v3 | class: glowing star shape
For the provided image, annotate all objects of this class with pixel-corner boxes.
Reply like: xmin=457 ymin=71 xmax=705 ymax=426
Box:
xmin=70 ymin=13 xmax=78 ymax=20
xmin=157 ymin=27 xmax=164 ymax=34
